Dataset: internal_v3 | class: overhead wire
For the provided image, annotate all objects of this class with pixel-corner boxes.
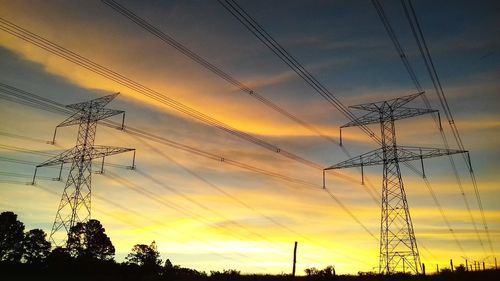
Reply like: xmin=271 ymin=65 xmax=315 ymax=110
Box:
xmin=0 ymin=17 xmax=325 ymax=172
xmin=5 ymin=173 xmax=249 ymax=266
xmin=371 ymin=0 xmax=487 ymax=256
xmin=399 ymin=0 xmax=493 ymax=256
xmin=0 ymin=143 xmax=369 ymax=267
xmin=98 ymin=0 xmax=381 ymax=204
xmin=0 ymin=78 xmax=378 ymax=242
xmin=215 ymin=0 xmax=452 ymax=211
xmin=100 ymin=0 xmax=339 ymax=147
xmin=0 ymin=16 xmax=377 ymax=200
xmin=102 ymin=171 xmax=294 ymax=266
xmin=130 ymin=134 xmax=373 ymax=265
xmin=26 ymin=182 xmax=272 ymax=270
xmin=217 ymin=0 xmax=472 ymax=259
xmin=106 ymin=170 xmax=365 ymax=266
xmin=2 ymin=7 xmax=446 ymax=264
xmin=0 ymin=18 xmax=380 ymax=240
xmin=0 ymin=82 xmax=378 ymax=266
xmin=0 ymin=162 xmax=282 ymax=269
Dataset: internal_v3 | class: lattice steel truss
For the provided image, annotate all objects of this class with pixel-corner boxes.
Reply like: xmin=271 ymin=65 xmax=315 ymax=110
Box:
xmin=32 ymin=93 xmax=135 ymax=246
xmin=325 ymin=92 xmax=467 ymax=274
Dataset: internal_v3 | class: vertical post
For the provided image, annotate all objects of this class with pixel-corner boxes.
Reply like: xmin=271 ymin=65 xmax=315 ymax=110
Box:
xmin=450 ymin=259 xmax=454 ymax=272
xmin=482 ymin=262 xmax=485 ymax=271
xmin=436 ymin=264 xmax=439 ymax=274
xmin=465 ymin=259 xmax=468 ymax=271
xmin=495 ymin=257 xmax=497 ymax=269
xmin=470 ymin=264 xmax=472 ymax=271
xmin=31 ymin=167 xmax=38 ymax=185
xmin=422 ymin=263 xmax=425 ymax=275
xmin=339 ymin=128 xmax=342 ymax=146
xmin=322 ymin=170 xmax=326 ymax=189
xmin=57 ymin=163 xmax=63 ymax=181
xmin=474 ymin=261 xmax=477 ymax=271
xmin=292 ymin=241 xmax=298 ymax=277
xmin=51 ymin=127 xmax=58 ymax=144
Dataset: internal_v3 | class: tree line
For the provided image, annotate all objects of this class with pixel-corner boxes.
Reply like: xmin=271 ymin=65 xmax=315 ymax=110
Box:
xmin=2 ymin=211 xmax=499 ymax=281
xmin=0 ymin=211 xmax=226 ymax=280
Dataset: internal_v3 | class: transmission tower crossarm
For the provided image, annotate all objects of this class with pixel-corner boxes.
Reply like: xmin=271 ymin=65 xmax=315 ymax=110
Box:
xmin=325 ymin=146 xmax=466 ymax=170
xmin=36 ymin=147 xmax=80 ymax=167
xmin=349 ymin=92 xmax=424 ymax=112
xmin=341 ymin=107 xmax=437 ymax=128
xmin=56 ymin=108 xmax=125 ymax=128
xmin=35 ymin=146 xmax=135 ymax=168
xmin=91 ymin=145 xmax=135 ymax=159
xmin=66 ymin=92 xmax=119 ymax=110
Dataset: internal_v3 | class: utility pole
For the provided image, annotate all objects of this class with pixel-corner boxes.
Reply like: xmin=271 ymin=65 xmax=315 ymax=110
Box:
xmin=450 ymin=259 xmax=454 ymax=272
xmin=32 ymin=93 xmax=135 ymax=246
xmin=324 ymin=93 xmax=467 ymax=274
xmin=292 ymin=241 xmax=298 ymax=276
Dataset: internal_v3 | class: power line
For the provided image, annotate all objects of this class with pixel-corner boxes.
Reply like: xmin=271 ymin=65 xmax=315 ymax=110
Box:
xmin=100 ymin=0 xmax=381 ymax=205
xmin=100 ymin=0 xmax=340 ymax=147
xmin=1 ymin=170 xmax=284 ymax=270
xmin=0 ymin=18 xmax=383 ymax=232
xmin=399 ymin=0 xmax=493 ymax=257
xmin=0 ymin=82 xmax=379 ymax=252
xmin=27 ymin=183 xmax=272 ymax=270
xmin=370 ymin=0 xmax=488 ymax=256
xmin=0 ymin=18 xmax=380 ymax=244
xmin=215 ymin=0 xmax=454 ymax=214
xmin=0 ymin=136 xmax=370 ymax=267
xmin=216 ymin=0 xmax=467 ymax=260
xmin=217 ymin=0 xmax=381 ymax=143
xmin=0 ymin=17 xmax=324 ymax=171
xmin=130 ymin=135 xmax=372 ymax=265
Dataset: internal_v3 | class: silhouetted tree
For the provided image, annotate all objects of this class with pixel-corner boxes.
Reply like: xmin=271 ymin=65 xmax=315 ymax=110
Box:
xmin=22 ymin=229 xmax=51 ymax=264
xmin=66 ymin=219 xmax=115 ymax=260
xmin=318 ymin=265 xmax=336 ymax=277
xmin=125 ymin=241 xmax=162 ymax=271
xmin=305 ymin=267 xmax=319 ymax=276
xmin=0 ymin=211 xmax=25 ymax=262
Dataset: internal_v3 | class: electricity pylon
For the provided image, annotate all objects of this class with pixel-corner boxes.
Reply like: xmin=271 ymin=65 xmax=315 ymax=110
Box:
xmin=32 ymin=93 xmax=136 ymax=246
xmin=324 ymin=92 xmax=468 ymax=274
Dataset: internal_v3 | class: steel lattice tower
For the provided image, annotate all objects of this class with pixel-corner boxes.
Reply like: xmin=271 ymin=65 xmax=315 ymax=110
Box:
xmin=32 ymin=93 xmax=135 ymax=246
xmin=325 ymin=92 xmax=468 ymax=274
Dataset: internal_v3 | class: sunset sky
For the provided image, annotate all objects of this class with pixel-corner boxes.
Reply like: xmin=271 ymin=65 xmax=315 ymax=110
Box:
xmin=0 ymin=0 xmax=499 ymax=275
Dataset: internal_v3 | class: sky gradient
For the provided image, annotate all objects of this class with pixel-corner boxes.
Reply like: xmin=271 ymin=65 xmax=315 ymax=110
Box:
xmin=1 ymin=0 xmax=499 ymax=275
